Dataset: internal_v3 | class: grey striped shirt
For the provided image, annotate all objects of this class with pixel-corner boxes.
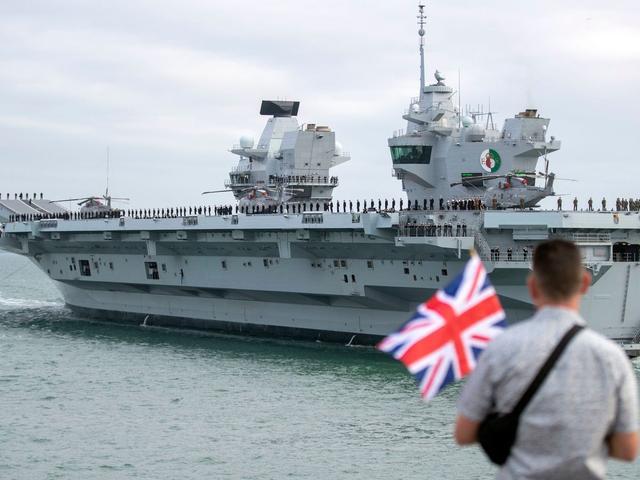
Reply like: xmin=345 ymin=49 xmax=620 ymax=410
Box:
xmin=458 ymin=306 xmax=639 ymax=479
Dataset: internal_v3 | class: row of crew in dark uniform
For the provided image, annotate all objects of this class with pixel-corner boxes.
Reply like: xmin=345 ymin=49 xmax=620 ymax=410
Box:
xmin=561 ymin=197 xmax=640 ymax=212
xmin=266 ymin=175 xmax=339 ymax=185
xmin=7 ymin=211 xmax=124 ymax=222
xmin=6 ymin=206 xmax=237 ymax=222
xmin=5 ymin=195 xmax=485 ymax=223
xmin=615 ymin=198 xmax=640 ymax=212
xmin=234 ymin=197 xmax=485 ymax=214
xmin=403 ymin=223 xmax=469 ymax=237
xmin=490 ymin=247 xmax=529 ymax=261
xmin=1 ymin=193 xmax=45 ymax=200
xmin=4 ymin=197 xmax=471 ymax=223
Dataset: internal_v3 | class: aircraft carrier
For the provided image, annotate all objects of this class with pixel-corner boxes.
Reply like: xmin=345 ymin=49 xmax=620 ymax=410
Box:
xmin=1 ymin=5 xmax=639 ymax=350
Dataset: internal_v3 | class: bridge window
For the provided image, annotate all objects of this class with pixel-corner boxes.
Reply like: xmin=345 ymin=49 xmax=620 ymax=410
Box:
xmin=390 ymin=145 xmax=432 ymax=164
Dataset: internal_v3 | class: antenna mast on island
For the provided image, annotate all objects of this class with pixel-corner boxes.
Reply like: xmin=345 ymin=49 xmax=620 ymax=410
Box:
xmin=106 ymin=146 xmax=110 ymax=198
xmin=417 ymin=3 xmax=427 ymax=99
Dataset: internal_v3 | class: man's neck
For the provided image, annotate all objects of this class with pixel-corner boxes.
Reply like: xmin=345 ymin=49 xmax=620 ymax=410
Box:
xmin=536 ymin=298 xmax=581 ymax=312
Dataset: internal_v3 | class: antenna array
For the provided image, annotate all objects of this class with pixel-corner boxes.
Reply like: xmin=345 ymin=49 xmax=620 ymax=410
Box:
xmin=417 ymin=3 xmax=426 ymax=98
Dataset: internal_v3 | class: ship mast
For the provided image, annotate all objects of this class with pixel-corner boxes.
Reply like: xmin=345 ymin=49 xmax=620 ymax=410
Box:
xmin=417 ymin=3 xmax=426 ymax=99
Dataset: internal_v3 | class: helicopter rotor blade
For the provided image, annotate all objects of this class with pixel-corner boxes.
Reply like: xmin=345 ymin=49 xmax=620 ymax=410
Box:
xmin=536 ymin=172 xmax=577 ymax=181
xmin=202 ymin=190 xmax=234 ymax=195
xmin=49 ymin=197 xmax=98 ymax=203
xmin=450 ymin=174 xmax=502 ymax=187
xmin=545 ymin=157 xmax=549 ymax=178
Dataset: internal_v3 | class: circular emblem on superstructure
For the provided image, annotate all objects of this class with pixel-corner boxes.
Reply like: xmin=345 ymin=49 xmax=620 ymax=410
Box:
xmin=480 ymin=149 xmax=502 ymax=173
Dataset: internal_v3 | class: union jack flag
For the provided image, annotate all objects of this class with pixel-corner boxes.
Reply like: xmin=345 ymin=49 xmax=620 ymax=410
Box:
xmin=377 ymin=254 xmax=506 ymax=401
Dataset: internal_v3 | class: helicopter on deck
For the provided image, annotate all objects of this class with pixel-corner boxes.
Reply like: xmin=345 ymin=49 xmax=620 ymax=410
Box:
xmin=450 ymin=169 xmax=573 ymax=209
xmin=50 ymin=149 xmax=131 ymax=215
xmin=50 ymin=189 xmax=130 ymax=215
xmin=202 ymin=184 xmax=304 ymax=209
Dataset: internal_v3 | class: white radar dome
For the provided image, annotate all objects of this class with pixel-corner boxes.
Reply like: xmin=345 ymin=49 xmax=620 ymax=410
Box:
xmin=334 ymin=141 xmax=343 ymax=156
xmin=461 ymin=116 xmax=473 ymax=128
xmin=411 ymin=103 xmax=420 ymax=113
xmin=239 ymin=135 xmax=254 ymax=149
xmin=465 ymin=123 xmax=485 ymax=142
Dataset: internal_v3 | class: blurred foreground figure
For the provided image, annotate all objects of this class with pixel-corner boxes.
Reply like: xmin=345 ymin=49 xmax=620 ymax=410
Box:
xmin=455 ymin=239 xmax=639 ymax=479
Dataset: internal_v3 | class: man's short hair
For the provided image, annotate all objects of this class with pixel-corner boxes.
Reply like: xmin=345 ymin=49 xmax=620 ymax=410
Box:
xmin=533 ymin=240 xmax=584 ymax=301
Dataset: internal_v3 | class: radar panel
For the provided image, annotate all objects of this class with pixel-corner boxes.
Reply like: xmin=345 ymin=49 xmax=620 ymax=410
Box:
xmin=260 ymin=100 xmax=300 ymax=117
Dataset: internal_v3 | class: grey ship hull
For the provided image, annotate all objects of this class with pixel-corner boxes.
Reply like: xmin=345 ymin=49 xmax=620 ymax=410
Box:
xmin=2 ymin=210 xmax=639 ymax=345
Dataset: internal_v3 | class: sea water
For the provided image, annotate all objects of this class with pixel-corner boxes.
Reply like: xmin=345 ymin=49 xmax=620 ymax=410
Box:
xmin=0 ymin=252 xmax=638 ymax=479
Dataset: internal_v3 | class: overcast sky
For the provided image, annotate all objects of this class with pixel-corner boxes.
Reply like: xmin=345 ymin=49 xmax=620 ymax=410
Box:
xmin=1 ymin=0 xmax=639 ymax=209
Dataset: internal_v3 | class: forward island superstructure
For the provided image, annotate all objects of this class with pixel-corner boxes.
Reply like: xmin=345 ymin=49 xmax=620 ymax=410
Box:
xmin=1 ymin=5 xmax=639 ymax=348
xmin=212 ymin=99 xmax=348 ymax=211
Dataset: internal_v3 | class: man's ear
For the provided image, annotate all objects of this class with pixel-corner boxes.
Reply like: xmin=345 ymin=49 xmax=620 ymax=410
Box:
xmin=527 ymin=273 xmax=538 ymax=303
xmin=580 ymin=269 xmax=592 ymax=295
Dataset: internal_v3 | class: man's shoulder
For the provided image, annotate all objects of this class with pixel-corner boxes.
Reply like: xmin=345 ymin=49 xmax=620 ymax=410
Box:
xmin=480 ymin=318 xmax=540 ymax=362
xmin=484 ymin=315 xmax=630 ymax=367
xmin=487 ymin=316 xmax=542 ymax=347
xmin=575 ymin=328 xmax=630 ymax=364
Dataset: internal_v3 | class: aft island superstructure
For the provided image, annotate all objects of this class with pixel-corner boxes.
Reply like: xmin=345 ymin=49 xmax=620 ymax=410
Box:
xmin=1 ymin=5 xmax=639 ymax=347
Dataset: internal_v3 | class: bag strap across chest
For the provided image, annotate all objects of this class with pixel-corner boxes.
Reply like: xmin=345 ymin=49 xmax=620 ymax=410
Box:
xmin=511 ymin=324 xmax=584 ymax=417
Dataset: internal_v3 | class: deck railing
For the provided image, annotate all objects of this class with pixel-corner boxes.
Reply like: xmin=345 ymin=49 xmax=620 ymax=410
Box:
xmin=486 ymin=251 xmax=532 ymax=263
xmin=553 ymin=232 xmax=611 ymax=242
xmin=613 ymin=252 xmax=639 ymax=262
xmin=397 ymin=225 xmax=473 ymax=238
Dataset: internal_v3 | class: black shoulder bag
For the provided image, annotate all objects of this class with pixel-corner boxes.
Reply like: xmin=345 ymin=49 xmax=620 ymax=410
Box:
xmin=477 ymin=324 xmax=584 ymax=465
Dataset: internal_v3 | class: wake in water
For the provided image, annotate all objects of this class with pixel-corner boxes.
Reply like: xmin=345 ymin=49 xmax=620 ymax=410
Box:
xmin=0 ymin=296 xmax=63 ymax=311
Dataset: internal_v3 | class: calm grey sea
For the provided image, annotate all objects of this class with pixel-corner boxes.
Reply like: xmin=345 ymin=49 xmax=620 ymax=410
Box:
xmin=0 ymin=252 xmax=638 ymax=479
